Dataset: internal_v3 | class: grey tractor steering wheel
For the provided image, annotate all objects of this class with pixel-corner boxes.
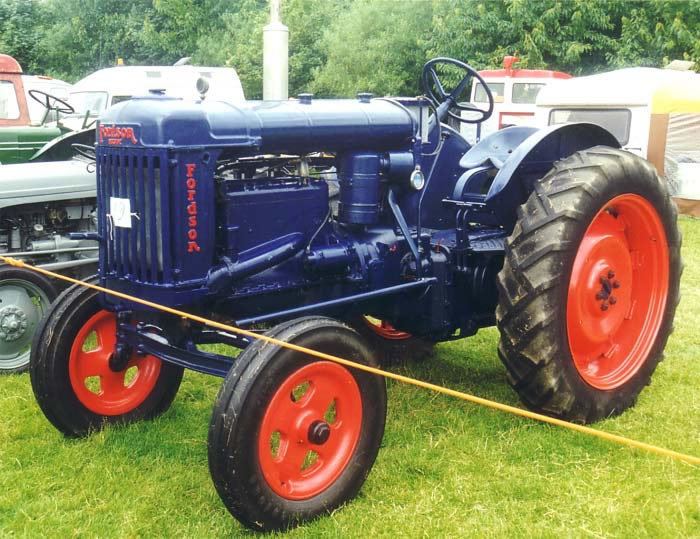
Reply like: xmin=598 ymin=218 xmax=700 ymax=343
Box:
xmin=421 ymin=57 xmax=494 ymax=124
xmin=28 ymin=89 xmax=75 ymax=115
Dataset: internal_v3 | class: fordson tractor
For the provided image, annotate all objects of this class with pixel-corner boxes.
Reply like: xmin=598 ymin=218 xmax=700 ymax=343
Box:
xmin=30 ymin=58 xmax=681 ymax=531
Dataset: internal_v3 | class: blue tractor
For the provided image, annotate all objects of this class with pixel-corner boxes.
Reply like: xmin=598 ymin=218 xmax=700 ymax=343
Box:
xmin=30 ymin=58 xmax=681 ymax=530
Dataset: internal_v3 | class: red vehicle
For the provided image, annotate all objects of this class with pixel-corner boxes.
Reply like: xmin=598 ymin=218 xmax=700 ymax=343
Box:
xmin=0 ymin=53 xmax=73 ymax=163
xmin=461 ymin=56 xmax=571 ymax=143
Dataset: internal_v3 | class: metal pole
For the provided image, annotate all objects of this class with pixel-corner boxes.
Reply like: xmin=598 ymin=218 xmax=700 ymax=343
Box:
xmin=263 ymin=0 xmax=289 ymax=100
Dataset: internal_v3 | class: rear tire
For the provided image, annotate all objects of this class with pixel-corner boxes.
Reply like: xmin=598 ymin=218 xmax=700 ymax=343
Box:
xmin=497 ymin=147 xmax=681 ymax=423
xmin=30 ymin=281 xmax=184 ymax=437
xmin=0 ymin=266 xmax=57 ymax=374
xmin=208 ymin=316 xmax=387 ymax=531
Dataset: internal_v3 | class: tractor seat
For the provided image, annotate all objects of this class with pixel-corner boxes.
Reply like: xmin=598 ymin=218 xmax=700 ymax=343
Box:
xmin=460 ymin=126 xmax=538 ymax=170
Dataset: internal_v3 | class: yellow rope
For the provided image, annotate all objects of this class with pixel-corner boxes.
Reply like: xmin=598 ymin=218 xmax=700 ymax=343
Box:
xmin=2 ymin=255 xmax=698 ymax=466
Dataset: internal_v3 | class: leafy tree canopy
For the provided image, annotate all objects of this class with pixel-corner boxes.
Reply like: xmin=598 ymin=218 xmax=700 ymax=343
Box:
xmin=0 ymin=0 xmax=697 ymax=98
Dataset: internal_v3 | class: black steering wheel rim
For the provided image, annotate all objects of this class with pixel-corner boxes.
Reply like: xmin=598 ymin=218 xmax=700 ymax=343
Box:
xmin=28 ymin=89 xmax=75 ymax=114
xmin=421 ymin=57 xmax=494 ymax=124
xmin=71 ymin=143 xmax=96 ymax=161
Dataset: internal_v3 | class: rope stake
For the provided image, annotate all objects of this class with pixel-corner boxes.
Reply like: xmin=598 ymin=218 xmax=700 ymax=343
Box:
xmin=2 ymin=254 xmax=698 ymax=466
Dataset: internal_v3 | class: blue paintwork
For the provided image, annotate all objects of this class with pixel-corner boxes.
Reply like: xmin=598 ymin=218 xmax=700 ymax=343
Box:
xmin=100 ymin=96 xmax=416 ymax=154
xmin=92 ymin=91 xmax=620 ymax=376
xmin=485 ymin=123 xmax=620 ymax=226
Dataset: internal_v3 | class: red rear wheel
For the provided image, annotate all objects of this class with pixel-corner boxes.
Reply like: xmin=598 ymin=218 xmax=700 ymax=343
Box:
xmin=567 ymin=194 xmax=669 ymax=390
xmin=69 ymin=310 xmax=163 ymax=416
xmin=497 ymin=147 xmax=681 ymax=423
xmin=258 ymin=361 xmax=362 ymax=500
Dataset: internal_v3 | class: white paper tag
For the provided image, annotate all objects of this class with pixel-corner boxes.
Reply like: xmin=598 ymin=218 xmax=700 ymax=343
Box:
xmin=110 ymin=197 xmax=133 ymax=228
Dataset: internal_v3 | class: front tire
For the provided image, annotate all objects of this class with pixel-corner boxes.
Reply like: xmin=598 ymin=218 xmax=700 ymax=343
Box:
xmin=208 ymin=317 xmax=387 ymax=531
xmin=30 ymin=281 xmax=184 ymax=437
xmin=497 ymin=147 xmax=681 ymax=423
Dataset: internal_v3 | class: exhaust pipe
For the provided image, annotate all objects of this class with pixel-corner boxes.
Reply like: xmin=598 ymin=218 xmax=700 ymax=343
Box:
xmin=263 ymin=0 xmax=289 ymax=100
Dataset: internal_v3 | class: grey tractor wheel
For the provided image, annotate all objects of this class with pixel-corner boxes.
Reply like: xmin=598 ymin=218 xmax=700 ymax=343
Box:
xmin=0 ymin=265 xmax=57 ymax=374
xmin=497 ymin=147 xmax=681 ymax=423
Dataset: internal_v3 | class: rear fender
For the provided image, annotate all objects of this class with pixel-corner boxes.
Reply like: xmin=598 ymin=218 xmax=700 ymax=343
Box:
xmin=30 ymin=127 xmax=96 ymax=162
xmin=485 ymin=123 xmax=619 ymax=229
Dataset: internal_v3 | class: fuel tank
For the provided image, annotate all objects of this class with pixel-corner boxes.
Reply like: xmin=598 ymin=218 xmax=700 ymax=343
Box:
xmin=98 ymin=95 xmax=417 ymax=155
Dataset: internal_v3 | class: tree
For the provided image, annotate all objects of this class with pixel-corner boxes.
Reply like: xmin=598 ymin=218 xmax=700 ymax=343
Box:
xmin=36 ymin=0 xmax=153 ymax=81
xmin=194 ymin=0 xmax=268 ymax=98
xmin=311 ymin=0 xmax=433 ymax=97
xmin=613 ymin=0 xmax=700 ymax=69
xmin=0 ymin=0 xmax=46 ymax=73
xmin=428 ymin=0 xmax=699 ymax=75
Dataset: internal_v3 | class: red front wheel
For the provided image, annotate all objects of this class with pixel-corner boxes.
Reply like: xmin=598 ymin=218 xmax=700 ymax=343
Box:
xmin=68 ymin=310 xmax=163 ymax=416
xmin=208 ymin=317 xmax=387 ymax=531
xmin=497 ymin=147 xmax=681 ymax=423
xmin=30 ymin=282 xmax=184 ymax=437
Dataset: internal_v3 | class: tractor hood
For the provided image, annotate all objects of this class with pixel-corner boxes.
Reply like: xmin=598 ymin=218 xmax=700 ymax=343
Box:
xmin=98 ymin=95 xmax=417 ymax=155
xmin=0 ymin=159 xmax=95 ymax=209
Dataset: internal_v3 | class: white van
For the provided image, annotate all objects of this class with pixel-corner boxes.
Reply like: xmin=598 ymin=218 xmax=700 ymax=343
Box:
xmin=461 ymin=56 xmax=571 ymax=143
xmin=64 ymin=64 xmax=245 ymax=129
xmin=536 ymin=67 xmax=700 ymax=214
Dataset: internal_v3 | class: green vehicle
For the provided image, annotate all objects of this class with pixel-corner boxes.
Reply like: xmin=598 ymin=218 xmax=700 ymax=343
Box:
xmin=0 ymin=53 xmax=73 ymax=164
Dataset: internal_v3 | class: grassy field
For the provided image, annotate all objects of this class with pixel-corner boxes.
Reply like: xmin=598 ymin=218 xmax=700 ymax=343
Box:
xmin=1 ymin=217 xmax=699 ymax=538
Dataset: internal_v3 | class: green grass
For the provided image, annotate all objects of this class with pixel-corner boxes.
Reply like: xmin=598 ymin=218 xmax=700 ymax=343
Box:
xmin=1 ymin=217 xmax=699 ymax=538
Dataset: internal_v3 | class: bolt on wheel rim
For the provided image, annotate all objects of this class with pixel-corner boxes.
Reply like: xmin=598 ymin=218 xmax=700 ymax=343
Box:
xmin=258 ymin=361 xmax=363 ymax=500
xmin=68 ymin=310 xmax=161 ymax=415
xmin=0 ymin=279 xmax=50 ymax=370
xmin=566 ymin=194 xmax=669 ymax=390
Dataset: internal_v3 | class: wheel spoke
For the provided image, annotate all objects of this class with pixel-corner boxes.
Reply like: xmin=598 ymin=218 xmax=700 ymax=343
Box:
xmin=92 ymin=316 xmax=117 ymax=351
xmin=315 ymin=424 xmax=344 ymax=461
xmin=269 ymin=395 xmax=306 ymax=436
xmin=278 ymin=441 xmax=308 ymax=483
xmin=100 ymin=370 xmax=126 ymax=397
xmin=74 ymin=349 xmax=110 ymax=379
xmin=304 ymin=382 xmax=336 ymax=418
xmin=429 ymin=67 xmax=446 ymax=99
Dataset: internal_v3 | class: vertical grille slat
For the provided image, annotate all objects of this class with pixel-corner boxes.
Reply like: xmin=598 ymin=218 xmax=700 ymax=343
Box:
xmin=104 ymin=152 xmax=111 ymax=273
xmin=137 ymin=153 xmax=148 ymax=283
xmin=98 ymin=146 xmax=172 ymax=285
xmin=160 ymin=158 xmax=173 ymax=283
xmin=147 ymin=154 xmax=160 ymax=283
xmin=127 ymin=152 xmax=138 ymax=278
xmin=114 ymin=152 xmax=124 ymax=277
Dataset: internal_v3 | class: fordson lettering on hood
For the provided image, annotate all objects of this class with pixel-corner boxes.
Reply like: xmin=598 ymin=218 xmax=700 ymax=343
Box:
xmin=99 ymin=125 xmax=138 ymax=145
xmin=186 ymin=163 xmax=201 ymax=253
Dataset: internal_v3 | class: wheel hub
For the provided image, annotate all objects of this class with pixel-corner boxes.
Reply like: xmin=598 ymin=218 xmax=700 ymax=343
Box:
xmin=308 ymin=420 xmax=331 ymax=445
xmin=595 ymin=270 xmax=622 ymax=311
xmin=0 ymin=306 xmax=29 ymax=342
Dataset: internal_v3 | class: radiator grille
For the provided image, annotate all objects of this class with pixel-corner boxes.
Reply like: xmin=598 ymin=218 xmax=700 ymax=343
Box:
xmin=97 ymin=147 xmax=173 ymax=284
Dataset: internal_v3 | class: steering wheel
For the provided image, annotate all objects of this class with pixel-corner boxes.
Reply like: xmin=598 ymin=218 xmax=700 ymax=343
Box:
xmin=28 ymin=89 xmax=75 ymax=114
xmin=71 ymin=143 xmax=96 ymax=161
xmin=421 ymin=57 xmax=494 ymax=124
